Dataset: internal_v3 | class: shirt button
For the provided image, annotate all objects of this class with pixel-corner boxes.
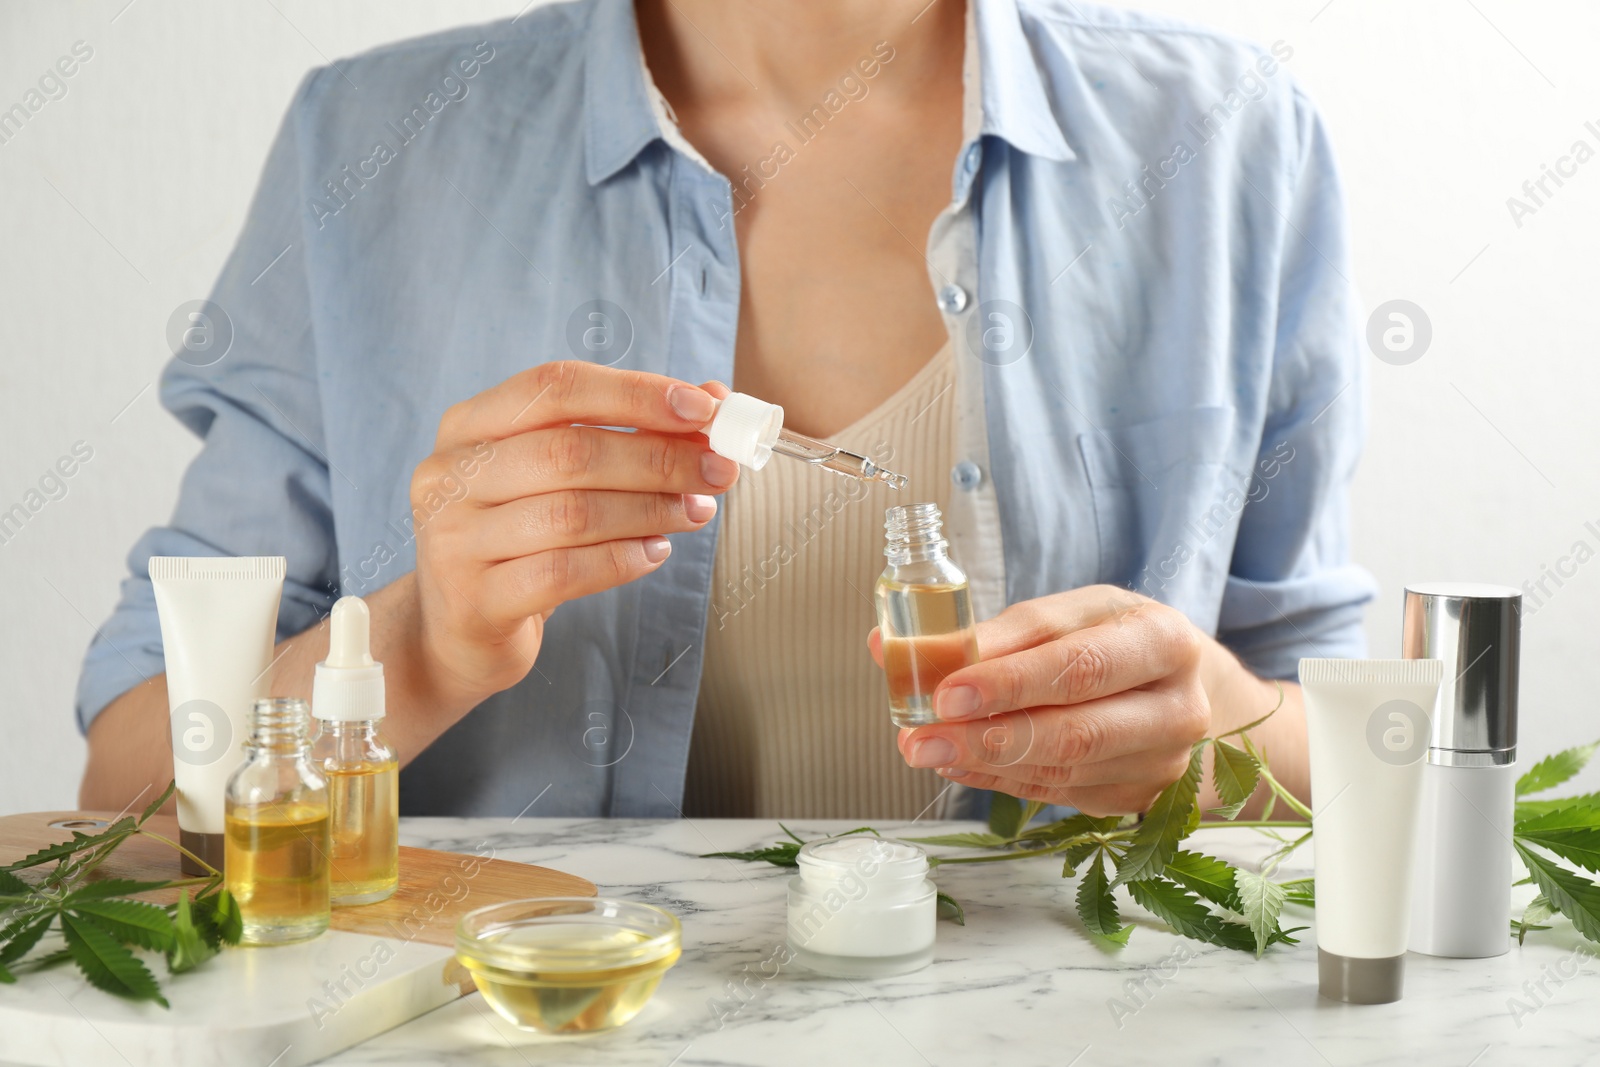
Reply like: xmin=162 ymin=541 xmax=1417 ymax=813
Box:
xmin=951 ymin=461 xmax=983 ymax=490
xmin=937 ymin=284 xmax=969 ymax=314
xmin=963 ymin=144 xmax=981 ymax=175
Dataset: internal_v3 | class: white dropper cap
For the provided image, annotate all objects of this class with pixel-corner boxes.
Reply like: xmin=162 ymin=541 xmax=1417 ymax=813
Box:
xmin=706 ymin=393 xmax=784 ymax=470
xmin=312 ymin=596 xmax=386 ymax=722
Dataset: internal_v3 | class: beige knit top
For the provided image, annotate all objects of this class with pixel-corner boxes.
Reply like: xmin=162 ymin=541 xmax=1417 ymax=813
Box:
xmin=684 ymin=343 xmax=959 ymax=820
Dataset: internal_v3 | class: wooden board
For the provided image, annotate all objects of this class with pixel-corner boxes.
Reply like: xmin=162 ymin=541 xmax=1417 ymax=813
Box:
xmin=0 ymin=810 xmax=595 ymax=947
xmin=0 ymin=810 xmax=597 ymax=1067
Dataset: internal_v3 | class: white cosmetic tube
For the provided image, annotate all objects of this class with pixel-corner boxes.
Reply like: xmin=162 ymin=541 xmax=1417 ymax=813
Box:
xmin=149 ymin=556 xmax=286 ymax=874
xmin=1299 ymin=657 xmax=1444 ymax=1004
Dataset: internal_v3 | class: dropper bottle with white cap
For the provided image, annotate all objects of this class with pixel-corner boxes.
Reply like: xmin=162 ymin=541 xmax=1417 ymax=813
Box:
xmin=311 ymin=596 xmax=400 ymax=905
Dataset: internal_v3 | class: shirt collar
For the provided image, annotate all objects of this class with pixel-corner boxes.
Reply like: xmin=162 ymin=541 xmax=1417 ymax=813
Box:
xmin=584 ymin=0 xmax=662 ymax=185
xmin=584 ymin=0 xmax=1075 ymax=187
xmin=971 ymin=0 xmax=1075 ymax=163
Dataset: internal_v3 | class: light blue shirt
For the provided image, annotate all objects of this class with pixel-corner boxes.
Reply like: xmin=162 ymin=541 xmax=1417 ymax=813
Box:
xmin=78 ymin=0 xmax=1375 ymax=818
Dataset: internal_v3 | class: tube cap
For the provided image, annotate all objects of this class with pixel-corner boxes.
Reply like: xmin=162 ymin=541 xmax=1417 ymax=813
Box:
xmin=1401 ymin=583 xmax=1520 ymax=766
xmin=706 ymin=393 xmax=784 ymax=470
xmin=1318 ymin=950 xmax=1405 ymax=1004
xmin=312 ymin=596 xmax=385 ymax=721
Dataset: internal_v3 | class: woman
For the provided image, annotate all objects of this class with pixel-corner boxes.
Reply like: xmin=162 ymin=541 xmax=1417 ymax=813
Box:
xmin=77 ymin=0 xmax=1373 ymax=822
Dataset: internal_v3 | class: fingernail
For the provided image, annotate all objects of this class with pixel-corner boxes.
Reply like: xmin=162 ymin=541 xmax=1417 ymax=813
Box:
xmin=701 ymin=452 xmax=739 ymax=487
xmin=668 ymin=386 xmax=716 ymax=424
xmin=684 ymin=494 xmax=717 ymax=523
xmin=909 ymin=737 xmax=958 ymax=768
xmin=936 ymin=685 xmax=982 ymax=720
xmin=937 ymin=768 xmax=970 ymax=780
xmin=643 ymin=536 xmax=672 ymax=563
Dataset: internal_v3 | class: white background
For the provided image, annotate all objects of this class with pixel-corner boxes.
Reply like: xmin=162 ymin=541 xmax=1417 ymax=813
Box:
xmin=2 ymin=0 xmax=1596 ymax=814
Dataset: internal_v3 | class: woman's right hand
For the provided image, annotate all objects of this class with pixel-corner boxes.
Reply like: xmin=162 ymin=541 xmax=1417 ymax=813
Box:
xmin=404 ymin=360 xmax=736 ymax=720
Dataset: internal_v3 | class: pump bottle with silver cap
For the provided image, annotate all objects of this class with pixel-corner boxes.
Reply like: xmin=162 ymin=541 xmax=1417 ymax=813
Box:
xmin=311 ymin=596 xmax=400 ymax=905
xmin=1403 ymin=582 xmax=1520 ymax=958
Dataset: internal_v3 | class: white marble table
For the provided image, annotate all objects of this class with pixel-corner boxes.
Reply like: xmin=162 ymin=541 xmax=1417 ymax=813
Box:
xmin=271 ymin=816 xmax=1594 ymax=1067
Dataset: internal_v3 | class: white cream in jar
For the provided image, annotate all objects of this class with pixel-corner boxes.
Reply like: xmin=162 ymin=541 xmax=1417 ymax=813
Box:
xmin=785 ymin=837 xmax=936 ymax=978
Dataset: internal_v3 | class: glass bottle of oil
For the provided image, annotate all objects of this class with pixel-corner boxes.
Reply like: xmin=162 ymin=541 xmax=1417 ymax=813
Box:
xmin=224 ymin=697 xmax=330 ymax=945
xmin=312 ymin=596 xmax=399 ymax=906
xmin=875 ymin=503 xmax=980 ymax=727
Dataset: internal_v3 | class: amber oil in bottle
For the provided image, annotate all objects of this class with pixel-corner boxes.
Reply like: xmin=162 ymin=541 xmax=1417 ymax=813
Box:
xmin=312 ymin=595 xmax=400 ymax=906
xmin=224 ymin=697 xmax=331 ymax=945
xmin=317 ymin=743 xmax=399 ymax=904
xmin=875 ymin=503 xmax=980 ymax=727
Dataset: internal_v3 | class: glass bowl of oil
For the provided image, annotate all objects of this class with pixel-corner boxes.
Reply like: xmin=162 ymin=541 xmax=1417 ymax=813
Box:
xmin=455 ymin=897 xmax=682 ymax=1034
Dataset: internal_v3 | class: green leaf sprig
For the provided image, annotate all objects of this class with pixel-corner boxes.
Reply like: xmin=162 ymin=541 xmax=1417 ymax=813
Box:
xmin=704 ymin=698 xmax=1309 ymax=955
xmin=910 ymin=692 xmax=1308 ymax=956
xmin=1510 ymin=742 xmax=1600 ymax=943
xmin=0 ymin=781 xmax=241 ymax=1006
xmin=702 ymin=823 xmax=881 ymax=868
xmin=714 ymin=713 xmax=1600 ymax=959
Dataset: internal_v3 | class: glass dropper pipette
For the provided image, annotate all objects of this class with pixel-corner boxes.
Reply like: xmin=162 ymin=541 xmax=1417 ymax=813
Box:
xmin=705 ymin=392 xmax=909 ymax=489
xmin=769 ymin=426 xmax=908 ymax=489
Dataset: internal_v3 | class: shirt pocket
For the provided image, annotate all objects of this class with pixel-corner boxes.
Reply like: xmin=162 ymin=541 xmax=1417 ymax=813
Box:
xmin=1076 ymin=406 xmax=1244 ymax=589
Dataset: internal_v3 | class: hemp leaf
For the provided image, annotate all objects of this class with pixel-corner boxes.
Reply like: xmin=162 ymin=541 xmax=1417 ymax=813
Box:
xmin=1512 ymin=841 xmax=1600 ymax=943
xmin=66 ymin=900 xmax=174 ymax=952
xmin=1162 ymin=850 xmax=1241 ymax=911
xmin=703 ymin=824 xmax=880 ymax=868
xmin=1211 ymin=741 xmax=1260 ymax=810
xmin=903 ymin=832 xmax=1009 ymax=849
xmin=1075 ymin=851 xmax=1130 ymax=943
xmin=167 ymin=893 xmax=210 ymax=974
xmin=988 ymin=795 xmax=1045 ymax=840
xmin=1514 ymin=806 xmax=1600 ymax=873
xmin=1517 ymin=792 xmax=1600 ymax=821
xmin=1513 ymin=895 xmax=1555 ymax=945
xmin=1060 ymin=838 xmax=1101 ymax=878
xmin=699 ymin=729 xmax=1600 ymax=959
xmin=1125 ymin=877 xmax=1273 ymax=953
xmin=1019 ymin=814 xmax=1123 ymax=844
xmin=702 ymin=842 xmax=803 ymax=868
xmin=0 ymin=780 xmax=241 ymax=1006
xmin=61 ymin=912 xmax=168 ymax=1008
xmin=1113 ymin=743 xmax=1204 ymax=886
xmin=1233 ymin=869 xmax=1288 ymax=958
xmin=1506 ymin=740 xmax=1600 ymax=945
xmin=1277 ymin=877 xmax=1315 ymax=908
xmin=1517 ymin=743 xmax=1599 ymax=798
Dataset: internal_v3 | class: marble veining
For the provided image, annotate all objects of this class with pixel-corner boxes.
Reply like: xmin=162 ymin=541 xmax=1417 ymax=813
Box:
xmin=4 ymin=818 xmax=1593 ymax=1067
xmin=331 ymin=818 xmax=1594 ymax=1067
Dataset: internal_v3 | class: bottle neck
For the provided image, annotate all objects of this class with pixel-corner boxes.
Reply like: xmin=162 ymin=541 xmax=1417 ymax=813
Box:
xmin=884 ymin=503 xmax=951 ymax=567
xmin=245 ymin=697 xmax=313 ymax=757
xmin=885 ymin=539 xmax=950 ymax=567
xmin=315 ymin=717 xmax=383 ymax=734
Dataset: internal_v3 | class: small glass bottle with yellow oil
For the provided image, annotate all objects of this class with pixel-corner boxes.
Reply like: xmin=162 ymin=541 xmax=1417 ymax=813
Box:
xmin=312 ymin=596 xmax=399 ymax=906
xmin=224 ymin=697 xmax=331 ymax=945
xmin=875 ymin=503 xmax=980 ymax=727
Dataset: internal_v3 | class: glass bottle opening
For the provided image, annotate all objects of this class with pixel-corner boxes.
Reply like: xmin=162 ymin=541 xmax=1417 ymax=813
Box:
xmin=247 ymin=697 xmax=312 ymax=749
xmin=884 ymin=503 xmax=946 ymax=563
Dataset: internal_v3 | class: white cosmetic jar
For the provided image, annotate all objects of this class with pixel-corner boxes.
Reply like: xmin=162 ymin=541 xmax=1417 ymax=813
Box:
xmin=785 ymin=836 xmax=937 ymax=978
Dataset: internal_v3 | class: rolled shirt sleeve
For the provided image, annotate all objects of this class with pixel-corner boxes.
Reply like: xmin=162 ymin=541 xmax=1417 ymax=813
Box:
xmin=1216 ymin=88 xmax=1378 ymax=679
xmin=75 ymin=71 xmax=339 ymax=734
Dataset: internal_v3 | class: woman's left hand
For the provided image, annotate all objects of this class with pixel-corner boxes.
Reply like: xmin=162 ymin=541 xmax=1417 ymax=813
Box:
xmin=875 ymin=586 xmax=1211 ymax=816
